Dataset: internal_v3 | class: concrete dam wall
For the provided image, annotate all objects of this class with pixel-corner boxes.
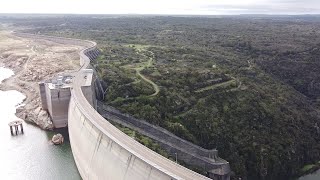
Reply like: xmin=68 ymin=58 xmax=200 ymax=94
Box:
xmin=69 ymin=98 xmax=176 ymax=180
xmin=98 ymin=103 xmax=231 ymax=178
xmin=69 ymin=38 xmax=212 ymax=180
xmin=14 ymin=32 xmax=213 ymax=180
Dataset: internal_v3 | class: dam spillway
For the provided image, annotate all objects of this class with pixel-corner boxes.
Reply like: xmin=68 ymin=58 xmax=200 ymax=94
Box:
xmin=14 ymin=32 xmax=230 ymax=180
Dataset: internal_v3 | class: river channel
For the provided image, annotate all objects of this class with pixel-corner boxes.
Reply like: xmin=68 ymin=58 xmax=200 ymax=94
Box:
xmin=0 ymin=67 xmax=81 ymax=180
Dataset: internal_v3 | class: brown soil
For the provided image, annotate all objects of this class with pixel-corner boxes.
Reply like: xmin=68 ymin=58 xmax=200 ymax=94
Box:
xmin=0 ymin=31 xmax=83 ymax=129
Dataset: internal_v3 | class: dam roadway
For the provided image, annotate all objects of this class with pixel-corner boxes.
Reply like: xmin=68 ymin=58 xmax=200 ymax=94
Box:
xmin=70 ymin=39 xmax=212 ymax=180
xmin=70 ymin=72 xmax=211 ymax=180
xmin=14 ymin=33 xmax=216 ymax=179
xmin=68 ymin=37 xmax=209 ymax=180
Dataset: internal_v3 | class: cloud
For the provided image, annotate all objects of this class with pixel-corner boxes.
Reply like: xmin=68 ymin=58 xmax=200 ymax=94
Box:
xmin=200 ymin=0 xmax=320 ymax=14
xmin=0 ymin=0 xmax=319 ymax=15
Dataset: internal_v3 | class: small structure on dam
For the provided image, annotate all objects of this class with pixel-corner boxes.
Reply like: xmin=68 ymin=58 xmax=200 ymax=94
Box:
xmin=21 ymin=31 xmax=229 ymax=180
xmin=39 ymin=70 xmax=94 ymax=128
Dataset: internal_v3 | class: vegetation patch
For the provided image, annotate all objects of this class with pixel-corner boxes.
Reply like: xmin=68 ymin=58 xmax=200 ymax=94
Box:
xmin=8 ymin=15 xmax=320 ymax=180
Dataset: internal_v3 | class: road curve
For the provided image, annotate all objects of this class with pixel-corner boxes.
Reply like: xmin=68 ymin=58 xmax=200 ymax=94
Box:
xmin=13 ymin=32 xmax=211 ymax=179
xmin=72 ymin=38 xmax=211 ymax=180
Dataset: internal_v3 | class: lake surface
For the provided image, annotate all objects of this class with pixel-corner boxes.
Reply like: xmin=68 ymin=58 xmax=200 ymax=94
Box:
xmin=0 ymin=67 xmax=81 ymax=180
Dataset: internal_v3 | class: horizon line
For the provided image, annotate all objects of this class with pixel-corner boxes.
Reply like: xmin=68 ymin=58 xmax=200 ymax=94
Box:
xmin=0 ymin=13 xmax=320 ymax=16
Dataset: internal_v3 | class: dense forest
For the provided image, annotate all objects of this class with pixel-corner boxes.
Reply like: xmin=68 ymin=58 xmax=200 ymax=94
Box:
xmin=2 ymin=15 xmax=320 ymax=179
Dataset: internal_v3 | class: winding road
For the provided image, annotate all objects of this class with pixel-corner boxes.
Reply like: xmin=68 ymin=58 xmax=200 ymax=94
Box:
xmin=134 ymin=51 xmax=160 ymax=96
xmin=71 ymin=39 xmax=212 ymax=180
xmin=129 ymin=45 xmax=160 ymax=97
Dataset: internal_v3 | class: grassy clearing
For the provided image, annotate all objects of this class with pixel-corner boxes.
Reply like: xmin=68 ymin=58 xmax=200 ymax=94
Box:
xmin=302 ymin=164 xmax=316 ymax=173
xmin=195 ymin=79 xmax=237 ymax=93
xmin=124 ymin=44 xmax=150 ymax=52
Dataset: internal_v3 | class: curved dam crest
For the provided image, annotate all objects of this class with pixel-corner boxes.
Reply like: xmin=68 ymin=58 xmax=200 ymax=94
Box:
xmin=14 ymin=32 xmax=228 ymax=180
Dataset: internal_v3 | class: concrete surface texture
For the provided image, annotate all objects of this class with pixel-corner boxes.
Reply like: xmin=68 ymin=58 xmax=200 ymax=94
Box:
xmin=16 ymin=32 xmax=215 ymax=180
xmin=70 ymin=38 xmax=211 ymax=180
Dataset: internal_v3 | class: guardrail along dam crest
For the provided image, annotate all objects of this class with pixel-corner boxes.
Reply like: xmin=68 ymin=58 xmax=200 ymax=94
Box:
xmin=15 ymin=32 xmax=231 ymax=180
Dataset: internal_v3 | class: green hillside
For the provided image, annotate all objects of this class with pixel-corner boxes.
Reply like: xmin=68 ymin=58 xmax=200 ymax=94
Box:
xmin=6 ymin=15 xmax=320 ymax=179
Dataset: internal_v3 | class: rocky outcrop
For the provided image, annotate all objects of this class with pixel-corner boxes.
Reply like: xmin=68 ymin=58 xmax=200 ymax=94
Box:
xmin=52 ymin=133 xmax=64 ymax=145
xmin=17 ymin=106 xmax=54 ymax=130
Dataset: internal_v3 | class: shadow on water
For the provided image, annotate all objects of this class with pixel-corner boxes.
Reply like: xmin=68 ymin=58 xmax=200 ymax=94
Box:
xmin=46 ymin=127 xmax=71 ymax=142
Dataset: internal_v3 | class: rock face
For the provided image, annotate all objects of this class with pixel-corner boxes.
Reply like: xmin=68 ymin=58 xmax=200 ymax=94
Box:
xmin=52 ymin=134 xmax=64 ymax=145
xmin=17 ymin=106 xmax=54 ymax=130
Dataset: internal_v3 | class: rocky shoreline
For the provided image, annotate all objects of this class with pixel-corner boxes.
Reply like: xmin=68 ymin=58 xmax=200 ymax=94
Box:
xmin=0 ymin=31 xmax=82 ymax=130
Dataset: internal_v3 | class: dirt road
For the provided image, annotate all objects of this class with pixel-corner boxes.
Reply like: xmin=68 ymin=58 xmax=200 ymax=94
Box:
xmin=0 ymin=30 xmax=83 ymax=129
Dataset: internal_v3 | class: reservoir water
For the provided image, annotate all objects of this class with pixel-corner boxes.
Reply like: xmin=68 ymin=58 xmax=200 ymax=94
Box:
xmin=0 ymin=67 xmax=81 ymax=180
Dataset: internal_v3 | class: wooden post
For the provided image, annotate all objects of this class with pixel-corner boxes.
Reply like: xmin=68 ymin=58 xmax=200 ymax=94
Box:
xmin=15 ymin=125 xmax=18 ymax=135
xmin=10 ymin=126 xmax=13 ymax=135
xmin=20 ymin=124 xmax=24 ymax=133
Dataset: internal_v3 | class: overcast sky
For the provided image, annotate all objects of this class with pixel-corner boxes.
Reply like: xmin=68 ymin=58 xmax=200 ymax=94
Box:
xmin=0 ymin=0 xmax=319 ymax=15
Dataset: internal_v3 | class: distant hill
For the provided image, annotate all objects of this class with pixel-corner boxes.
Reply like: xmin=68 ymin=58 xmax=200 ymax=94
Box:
xmin=4 ymin=15 xmax=320 ymax=180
